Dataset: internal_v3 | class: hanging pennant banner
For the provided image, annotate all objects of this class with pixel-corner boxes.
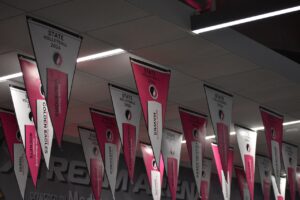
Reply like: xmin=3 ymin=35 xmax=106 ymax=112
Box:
xmin=78 ymin=127 xmax=104 ymax=200
xmin=161 ymin=129 xmax=183 ymax=200
xmin=235 ymin=125 xmax=257 ymax=200
xmin=204 ymin=84 xmax=233 ymax=179
xmin=179 ymin=107 xmax=207 ymax=197
xmin=10 ymin=86 xmax=41 ymax=187
xmin=257 ymin=155 xmax=272 ymax=200
xmin=27 ymin=16 xmax=82 ymax=147
xmin=282 ymin=142 xmax=297 ymax=200
xmin=109 ymin=84 xmax=141 ymax=183
xmin=0 ymin=109 xmax=28 ymax=199
xmin=130 ymin=58 xmax=171 ymax=167
xmin=297 ymin=166 xmax=300 ymax=196
xmin=18 ymin=54 xmax=54 ymax=169
xmin=211 ymin=143 xmax=234 ymax=200
xmin=90 ymin=109 xmax=121 ymax=200
xmin=200 ymin=158 xmax=212 ymax=200
xmin=0 ymin=109 xmax=21 ymax=160
xmin=140 ymin=143 xmax=164 ymax=200
xmin=235 ymin=167 xmax=251 ymax=200
xmin=260 ymin=107 xmax=283 ymax=188
xmin=271 ymin=175 xmax=287 ymax=200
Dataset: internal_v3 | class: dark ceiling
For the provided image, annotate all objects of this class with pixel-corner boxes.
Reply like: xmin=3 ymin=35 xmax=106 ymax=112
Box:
xmin=234 ymin=11 xmax=300 ymax=64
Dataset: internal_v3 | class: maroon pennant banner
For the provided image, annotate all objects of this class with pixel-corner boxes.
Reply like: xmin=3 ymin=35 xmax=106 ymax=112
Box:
xmin=90 ymin=108 xmax=121 ymax=200
xmin=0 ymin=109 xmax=28 ymax=198
xmin=130 ymin=58 xmax=171 ymax=168
xmin=260 ymin=107 xmax=283 ymax=188
xmin=235 ymin=167 xmax=251 ymax=200
xmin=179 ymin=107 xmax=207 ymax=197
xmin=18 ymin=54 xmax=54 ymax=169
xmin=141 ymin=143 xmax=164 ymax=200
xmin=211 ymin=143 xmax=234 ymax=200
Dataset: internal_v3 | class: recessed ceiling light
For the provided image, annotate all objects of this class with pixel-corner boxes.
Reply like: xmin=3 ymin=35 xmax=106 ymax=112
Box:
xmin=192 ymin=5 xmax=300 ymax=34
xmin=77 ymin=48 xmax=125 ymax=63
xmin=0 ymin=72 xmax=23 ymax=82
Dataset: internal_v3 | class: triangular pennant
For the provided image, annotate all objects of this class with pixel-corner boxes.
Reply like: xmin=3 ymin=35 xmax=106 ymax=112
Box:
xmin=296 ymin=166 xmax=300 ymax=197
xmin=260 ymin=107 xmax=283 ymax=189
xmin=109 ymin=84 xmax=141 ymax=183
xmin=9 ymin=86 xmax=41 ymax=187
xmin=211 ymin=143 xmax=234 ymax=200
xmin=200 ymin=158 xmax=212 ymax=200
xmin=204 ymin=84 xmax=233 ymax=180
xmin=271 ymin=175 xmax=287 ymax=200
xmin=0 ymin=110 xmax=28 ymax=199
xmin=257 ymin=155 xmax=272 ymax=200
xmin=130 ymin=58 xmax=171 ymax=167
xmin=18 ymin=55 xmax=54 ymax=169
xmin=235 ymin=167 xmax=251 ymax=200
xmin=79 ymin=127 xmax=104 ymax=200
xmin=235 ymin=125 xmax=257 ymax=200
xmin=161 ymin=129 xmax=183 ymax=200
xmin=27 ymin=16 xmax=82 ymax=147
xmin=179 ymin=107 xmax=207 ymax=197
xmin=282 ymin=142 xmax=297 ymax=200
xmin=90 ymin=109 xmax=121 ymax=200
xmin=140 ymin=143 xmax=164 ymax=200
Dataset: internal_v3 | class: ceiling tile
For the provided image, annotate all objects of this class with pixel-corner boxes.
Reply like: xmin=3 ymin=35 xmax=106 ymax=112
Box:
xmin=0 ymin=15 xmax=32 ymax=54
xmin=168 ymin=81 xmax=206 ymax=103
xmin=33 ymin=0 xmax=148 ymax=32
xmin=132 ymin=36 xmax=228 ymax=67
xmin=71 ymin=77 xmax=109 ymax=104
xmin=209 ymin=69 xmax=292 ymax=94
xmin=66 ymin=103 xmax=90 ymax=125
xmin=2 ymin=0 xmax=71 ymax=11
xmin=77 ymin=53 xmax=132 ymax=80
xmin=78 ymin=34 xmax=114 ymax=57
xmin=0 ymin=2 xmax=23 ymax=20
xmin=88 ymin=16 xmax=188 ymax=50
xmin=175 ymin=53 xmax=260 ymax=80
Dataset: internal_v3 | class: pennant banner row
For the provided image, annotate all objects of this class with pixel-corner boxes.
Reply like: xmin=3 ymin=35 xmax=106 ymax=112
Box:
xmin=0 ymin=16 xmax=299 ymax=200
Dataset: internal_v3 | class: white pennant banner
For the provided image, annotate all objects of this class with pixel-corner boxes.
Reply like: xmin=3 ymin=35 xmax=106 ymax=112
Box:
xmin=282 ymin=142 xmax=297 ymax=200
xmin=257 ymin=155 xmax=272 ymax=200
xmin=109 ymin=84 xmax=141 ymax=182
xmin=27 ymin=16 xmax=82 ymax=146
xmin=79 ymin=127 xmax=104 ymax=200
xmin=161 ymin=129 xmax=183 ymax=200
xmin=10 ymin=86 xmax=41 ymax=187
xmin=235 ymin=125 xmax=257 ymax=200
xmin=201 ymin=158 xmax=212 ymax=200
xmin=271 ymin=175 xmax=287 ymax=200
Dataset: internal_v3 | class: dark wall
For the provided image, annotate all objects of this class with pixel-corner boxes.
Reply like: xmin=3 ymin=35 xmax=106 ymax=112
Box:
xmin=0 ymin=139 xmax=295 ymax=200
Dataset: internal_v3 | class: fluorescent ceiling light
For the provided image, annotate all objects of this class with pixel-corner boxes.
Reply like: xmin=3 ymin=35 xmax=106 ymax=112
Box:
xmin=192 ymin=5 xmax=300 ymax=34
xmin=252 ymin=126 xmax=265 ymax=131
xmin=283 ymin=120 xmax=300 ymax=126
xmin=252 ymin=119 xmax=300 ymax=132
xmin=0 ymin=72 xmax=23 ymax=82
xmin=205 ymin=135 xmax=216 ymax=140
xmin=230 ymin=131 xmax=236 ymax=135
xmin=77 ymin=48 xmax=125 ymax=63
